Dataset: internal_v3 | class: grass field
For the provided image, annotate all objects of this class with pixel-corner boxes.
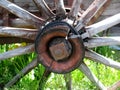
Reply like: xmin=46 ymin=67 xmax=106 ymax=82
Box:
xmin=0 ymin=44 xmax=120 ymax=90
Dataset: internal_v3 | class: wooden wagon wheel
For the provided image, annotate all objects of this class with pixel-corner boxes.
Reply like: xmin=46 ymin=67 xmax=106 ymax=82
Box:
xmin=0 ymin=0 xmax=120 ymax=89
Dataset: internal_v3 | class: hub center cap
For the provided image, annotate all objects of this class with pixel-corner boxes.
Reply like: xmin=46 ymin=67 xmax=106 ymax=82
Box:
xmin=49 ymin=38 xmax=72 ymax=61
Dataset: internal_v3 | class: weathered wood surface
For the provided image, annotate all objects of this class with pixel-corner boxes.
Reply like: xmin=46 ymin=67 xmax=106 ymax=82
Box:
xmin=69 ymin=0 xmax=83 ymax=19
xmin=81 ymin=0 xmax=120 ymax=20
xmin=100 ymin=0 xmax=120 ymax=20
xmin=0 ymin=26 xmax=37 ymax=40
xmin=84 ymin=37 xmax=120 ymax=48
xmin=33 ymin=0 xmax=54 ymax=17
xmin=108 ymin=26 xmax=120 ymax=36
xmin=0 ymin=0 xmax=44 ymax=28
xmin=0 ymin=0 xmax=120 ymax=20
xmin=0 ymin=44 xmax=34 ymax=61
xmin=13 ymin=0 xmax=37 ymax=11
xmin=75 ymin=0 xmax=109 ymax=31
xmin=55 ymin=0 xmax=66 ymax=16
xmin=85 ymin=49 xmax=120 ymax=70
xmin=81 ymin=13 xmax=120 ymax=39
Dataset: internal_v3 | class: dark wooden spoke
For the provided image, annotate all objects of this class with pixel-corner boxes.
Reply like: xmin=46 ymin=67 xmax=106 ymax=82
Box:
xmin=4 ymin=59 xmax=38 ymax=88
xmin=38 ymin=69 xmax=51 ymax=89
xmin=69 ymin=0 xmax=82 ymax=19
xmin=33 ymin=0 xmax=55 ymax=17
xmin=85 ymin=49 xmax=120 ymax=70
xmin=64 ymin=73 xmax=72 ymax=90
xmin=0 ymin=44 xmax=34 ymax=61
xmin=75 ymin=0 xmax=109 ymax=31
xmin=2 ymin=8 xmax=9 ymax=26
xmin=0 ymin=37 xmax=34 ymax=44
xmin=0 ymin=0 xmax=45 ymax=28
xmin=55 ymin=0 xmax=66 ymax=16
xmin=78 ymin=62 xmax=107 ymax=90
xmin=84 ymin=37 xmax=120 ymax=48
xmin=0 ymin=26 xmax=38 ymax=40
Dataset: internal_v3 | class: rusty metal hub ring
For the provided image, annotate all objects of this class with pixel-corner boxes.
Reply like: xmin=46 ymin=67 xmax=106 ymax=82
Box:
xmin=35 ymin=21 xmax=85 ymax=74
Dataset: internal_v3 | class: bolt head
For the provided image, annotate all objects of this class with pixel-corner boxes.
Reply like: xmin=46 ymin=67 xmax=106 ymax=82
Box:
xmin=49 ymin=42 xmax=71 ymax=61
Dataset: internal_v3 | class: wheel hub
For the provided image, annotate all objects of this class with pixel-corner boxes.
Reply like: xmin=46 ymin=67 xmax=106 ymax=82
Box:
xmin=49 ymin=38 xmax=72 ymax=61
xmin=35 ymin=21 xmax=85 ymax=73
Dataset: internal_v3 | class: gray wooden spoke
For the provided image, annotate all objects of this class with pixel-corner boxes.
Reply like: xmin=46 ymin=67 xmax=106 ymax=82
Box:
xmin=0 ymin=27 xmax=37 ymax=40
xmin=55 ymin=0 xmax=66 ymax=16
xmin=82 ymin=13 xmax=120 ymax=39
xmin=33 ymin=0 xmax=55 ymax=17
xmin=4 ymin=59 xmax=38 ymax=88
xmin=85 ymin=49 xmax=120 ymax=70
xmin=11 ymin=18 xmax=36 ymax=28
xmin=0 ymin=44 xmax=34 ymax=61
xmin=78 ymin=62 xmax=107 ymax=90
xmin=75 ymin=0 xmax=109 ymax=31
xmin=69 ymin=0 xmax=83 ymax=19
xmin=0 ymin=0 xmax=44 ymax=28
xmin=84 ymin=37 xmax=120 ymax=48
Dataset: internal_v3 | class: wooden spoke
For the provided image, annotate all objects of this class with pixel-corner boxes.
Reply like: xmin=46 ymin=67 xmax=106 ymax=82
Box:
xmin=33 ymin=0 xmax=55 ymax=17
xmin=0 ymin=0 xmax=45 ymax=27
xmin=108 ymin=81 xmax=120 ymax=90
xmin=64 ymin=73 xmax=72 ymax=90
xmin=11 ymin=18 xmax=36 ymax=28
xmin=4 ymin=59 xmax=38 ymax=88
xmin=78 ymin=62 xmax=107 ymax=90
xmin=69 ymin=0 xmax=82 ymax=19
xmin=0 ymin=44 xmax=34 ymax=61
xmin=55 ymin=0 xmax=66 ymax=16
xmin=38 ymin=69 xmax=51 ymax=89
xmin=82 ymin=13 xmax=120 ymax=39
xmin=75 ymin=0 xmax=109 ymax=31
xmin=84 ymin=37 xmax=120 ymax=48
xmin=85 ymin=49 xmax=120 ymax=70
xmin=0 ymin=37 xmax=34 ymax=44
xmin=0 ymin=27 xmax=37 ymax=40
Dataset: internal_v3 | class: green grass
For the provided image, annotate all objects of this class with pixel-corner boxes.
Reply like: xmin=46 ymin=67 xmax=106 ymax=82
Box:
xmin=0 ymin=44 xmax=120 ymax=90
